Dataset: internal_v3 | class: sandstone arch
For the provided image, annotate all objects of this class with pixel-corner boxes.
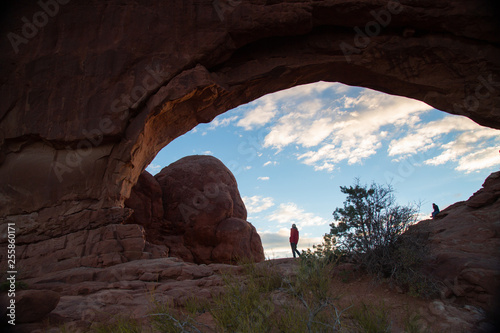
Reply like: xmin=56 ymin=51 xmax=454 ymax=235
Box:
xmin=0 ymin=0 xmax=499 ymax=256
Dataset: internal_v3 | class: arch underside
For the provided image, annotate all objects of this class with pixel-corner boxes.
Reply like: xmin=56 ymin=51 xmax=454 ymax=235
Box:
xmin=0 ymin=0 xmax=499 ymax=241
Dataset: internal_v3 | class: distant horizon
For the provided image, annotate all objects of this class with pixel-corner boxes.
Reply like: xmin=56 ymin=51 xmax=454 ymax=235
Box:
xmin=148 ymin=82 xmax=500 ymax=259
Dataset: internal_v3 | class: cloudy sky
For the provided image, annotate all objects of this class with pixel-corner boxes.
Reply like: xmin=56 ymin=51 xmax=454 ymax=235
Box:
xmin=148 ymin=82 xmax=500 ymax=258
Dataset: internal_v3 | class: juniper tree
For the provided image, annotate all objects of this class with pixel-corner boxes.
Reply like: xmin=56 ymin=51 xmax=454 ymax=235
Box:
xmin=330 ymin=179 xmax=419 ymax=256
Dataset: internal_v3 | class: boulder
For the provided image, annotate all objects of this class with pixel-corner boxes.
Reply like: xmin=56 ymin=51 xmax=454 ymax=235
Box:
xmin=16 ymin=290 xmax=60 ymax=323
xmin=212 ymin=217 xmax=265 ymax=263
xmin=154 ymin=155 xmax=264 ymax=264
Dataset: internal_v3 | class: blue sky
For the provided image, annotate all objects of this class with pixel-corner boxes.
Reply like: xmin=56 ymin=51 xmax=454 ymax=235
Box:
xmin=147 ymin=82 xmax=500 ymax=259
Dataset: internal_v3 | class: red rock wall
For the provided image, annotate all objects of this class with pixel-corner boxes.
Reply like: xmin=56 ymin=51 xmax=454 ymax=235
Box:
xmin=407 ymin=172 xmax=500 ymax=309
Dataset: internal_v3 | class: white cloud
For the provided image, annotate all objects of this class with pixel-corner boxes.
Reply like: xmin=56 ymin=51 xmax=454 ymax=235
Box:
xmin=234 ymin=81 xmax=499 ymax=174
xmin=243 ymin=195 xmax=275 ymax=214
xmin=237 ymin=101 xmax=277 ymax=130
xmin=424 ymin=129 xmax=500 ymax=172
xmin=261 ymin=87 xmax=433 ymax=171
xmin=267 ymin=203 xmax=329 ymax=227
xmin=263 ymin=161 xmax=278 ymax=167
xmin=209 ymin=115 xmax=238 ymax=129
xmin=387 ymin=115 xmax=500 ymax=172
xmin=388 ymin=116 xmax=482 ymax=157
xmin=455 ymin=147 xmax=500 ymax=173
xmin=202 ymin=150 xmax=213 ymax=155
xmin=236 ymin=81 xmax=344 ymax=132
xmin=146 ymin=164 xmax=162 ymax=174
xmin=264 ymin=111 xmax=337 ymax=149
xmin=258 ymin=176 xmax=270 ymax=181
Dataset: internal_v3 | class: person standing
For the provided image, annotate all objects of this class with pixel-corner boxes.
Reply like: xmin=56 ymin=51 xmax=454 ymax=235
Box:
xmin=289 ymin=224 xmax=301 ymax=258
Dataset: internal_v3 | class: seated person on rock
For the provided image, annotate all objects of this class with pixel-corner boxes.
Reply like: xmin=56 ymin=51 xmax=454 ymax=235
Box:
xmin=432 ymin=203 xmax=440 ymax=219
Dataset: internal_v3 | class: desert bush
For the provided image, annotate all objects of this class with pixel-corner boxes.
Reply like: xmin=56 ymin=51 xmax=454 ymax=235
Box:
xmin=403 ymin=306 xmax=427 ymax=333
xmin=330 ymin=179 xmax=419 ymax=256
xmin=240 ymin=260 xmax=283 ymax=293
xmin=279 ymin=258 xmax=345 ymax=332
xmin=149 ymin=299 xmax=204 ymax=333
xmin=324 ymin=179 xmax=438 ymax=296
xmin=389 ymin=235 xmax=439 ymax=297
xmin=210 ymin=263 xmax=280 ymax=333
xmin=146 ymin=259 xmax=348 ymax=332
xmin=301 ymin=233 xmax=344 ymax=264
xmin=350 ymin=301 xmax=391 ymax=333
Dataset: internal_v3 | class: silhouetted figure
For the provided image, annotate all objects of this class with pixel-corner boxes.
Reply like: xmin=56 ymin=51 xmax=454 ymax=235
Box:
xmin=289 ymin=224 xmax=301 ymax=258
xmin=432 ymin=203 xmax=440 ymax=219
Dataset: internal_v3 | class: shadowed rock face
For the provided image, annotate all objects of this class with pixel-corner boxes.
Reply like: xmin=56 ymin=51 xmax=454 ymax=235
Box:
xmin=0 ymin=1 xmax=498 ymax=282
xmin=407 ymin=172 xmax=500 ymax=309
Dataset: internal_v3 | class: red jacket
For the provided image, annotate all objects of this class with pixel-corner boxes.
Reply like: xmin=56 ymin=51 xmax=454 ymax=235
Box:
xmin=289 ymin=227 xmax=299 ymax=244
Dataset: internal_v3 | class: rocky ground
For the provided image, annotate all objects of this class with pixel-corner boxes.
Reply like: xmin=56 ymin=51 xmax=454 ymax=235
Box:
xmin=4 ymin=258 xmax=496 ymax=332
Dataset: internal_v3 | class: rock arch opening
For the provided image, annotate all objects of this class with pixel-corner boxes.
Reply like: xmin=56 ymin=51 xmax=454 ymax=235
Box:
xmin=141 ymin=81 xmax=500 ymax=258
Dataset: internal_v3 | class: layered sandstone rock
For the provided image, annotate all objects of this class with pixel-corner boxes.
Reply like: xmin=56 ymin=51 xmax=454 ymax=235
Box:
xmin=18 ymin=257 xmax=236 ymax=332
xmin=407 ymin=171 xmax=500 ymax=309
xmin=1 ymin=222 xmax=168 ymax=280
xmin=126 ymin=155 xmax=265 ymax=264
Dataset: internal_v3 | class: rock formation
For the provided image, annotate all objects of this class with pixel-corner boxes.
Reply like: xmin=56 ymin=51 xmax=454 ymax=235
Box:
xmin=407 ymin=171 xmax=500 ymax=309
xmin=127 ymin=155 xmax=265 ymax=264
xmin=0 ymin=0 xmax=499 ymax=329
xmin=15 ymin=257 xmax=236 ymax=332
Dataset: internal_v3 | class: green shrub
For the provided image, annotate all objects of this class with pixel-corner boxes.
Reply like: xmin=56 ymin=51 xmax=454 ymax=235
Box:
xmin=318 ymin=179 xmax=438 ymax=297
xmin=144 ymin=259 xmax=349 ymax=333
xmin=330 ymin=180 xmax=419 ymax=256
xmin=279 ymin=258 xmax=345 ymax=333
xmin=350 ymin=302 xmax=391 ymax=333
xmin=149 ymin=300 xmax=203 ymax=333
xmin=301 ymin=233 xmax=344 ymax=264
xmin=388 ymin=235 xmax=439 ymax=298
xmin=240 ymin=260 xmax=283 ymax=293
xmin=403 ymin=307 xmax=426 ymax=333
xmin=210 ymin=267 xmax=278 ymax=333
